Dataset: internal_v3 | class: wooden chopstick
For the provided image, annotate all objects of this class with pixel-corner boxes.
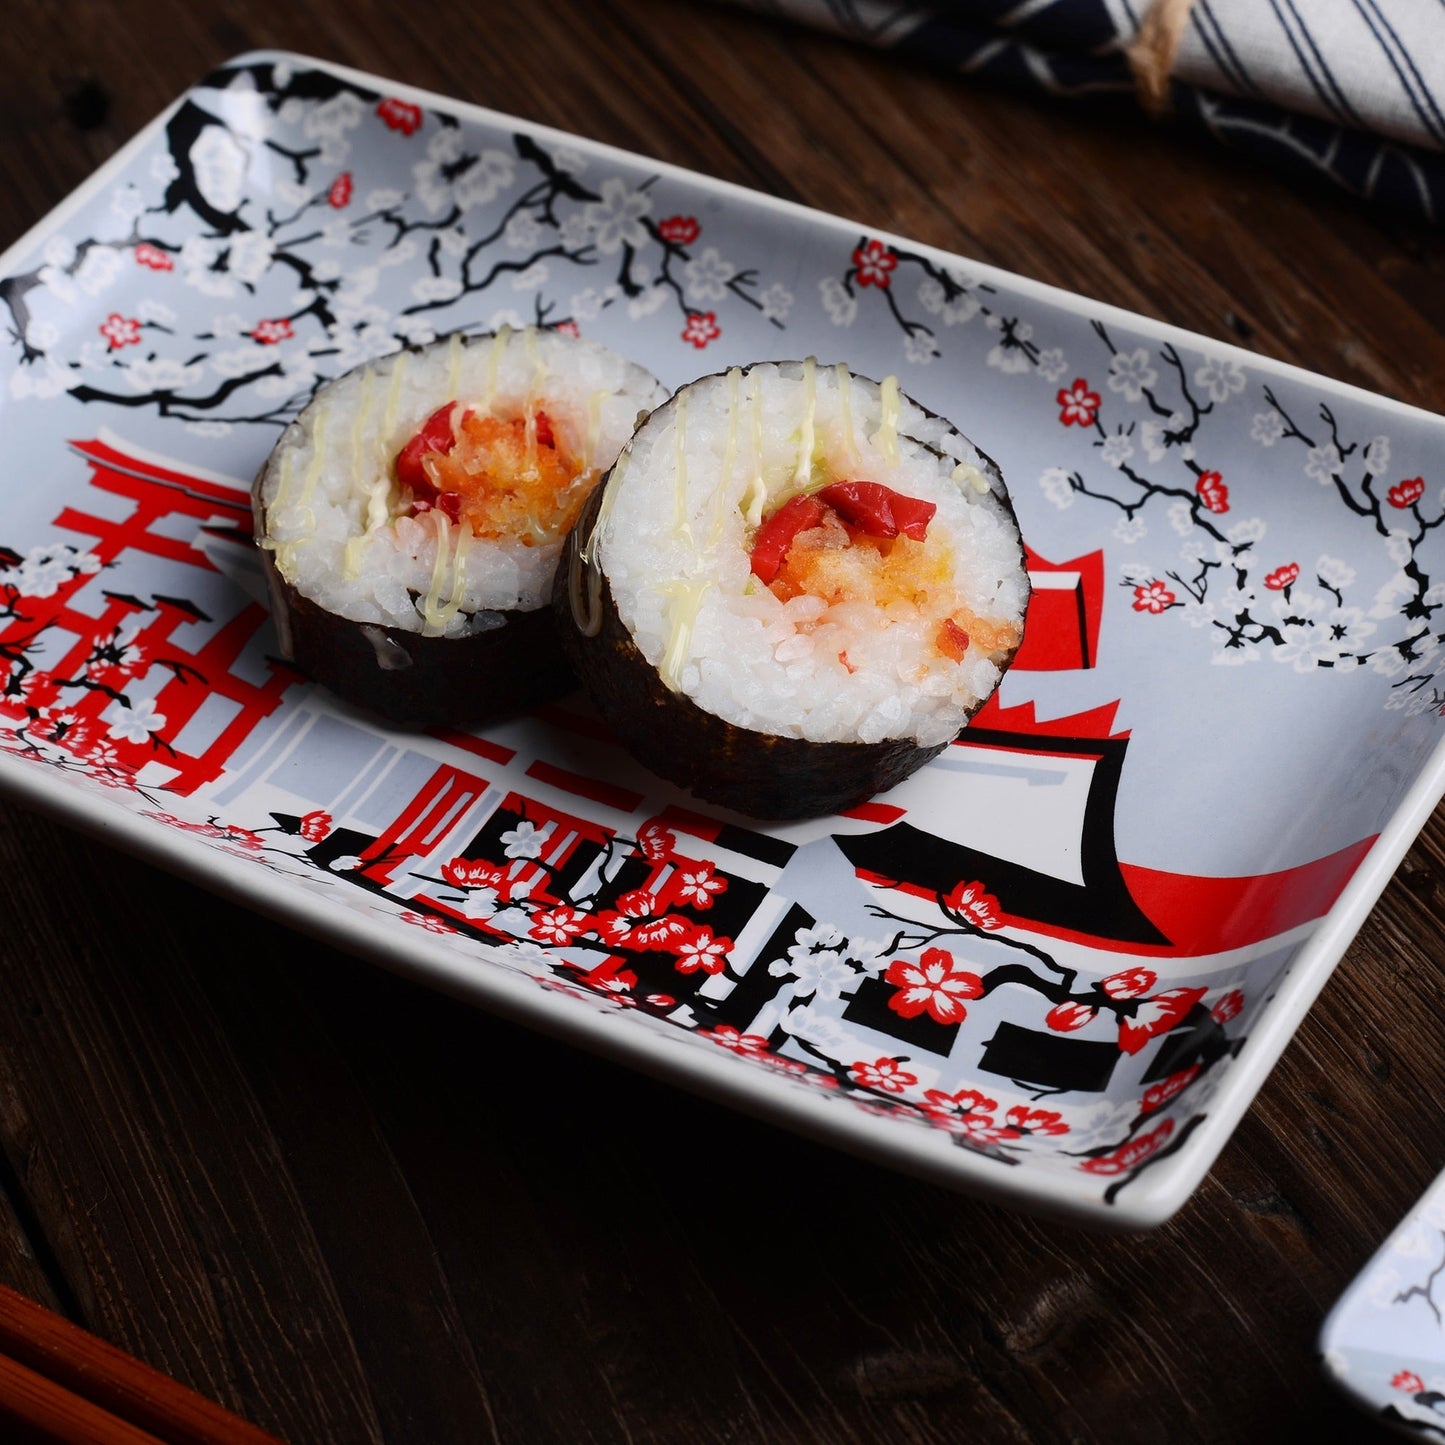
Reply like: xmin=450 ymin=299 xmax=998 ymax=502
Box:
xmin=0 ymin=1284 xmax=286 ymax=1445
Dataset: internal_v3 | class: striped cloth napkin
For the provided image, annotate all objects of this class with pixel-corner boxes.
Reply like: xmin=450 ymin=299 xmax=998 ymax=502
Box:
xmin=724 ymin=0 xmax=1445 ymax=222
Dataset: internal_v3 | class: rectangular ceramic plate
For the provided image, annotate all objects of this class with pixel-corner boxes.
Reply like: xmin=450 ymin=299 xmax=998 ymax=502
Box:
xmin=3 ymin=51 xmax=1443 ymax=1229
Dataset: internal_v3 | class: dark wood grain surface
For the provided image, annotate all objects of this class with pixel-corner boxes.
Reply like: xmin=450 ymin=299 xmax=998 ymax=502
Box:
xmin=2 ymin=2 xmax=1444 ymax=1441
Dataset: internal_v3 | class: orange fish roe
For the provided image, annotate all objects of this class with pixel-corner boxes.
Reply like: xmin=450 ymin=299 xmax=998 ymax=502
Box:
xmin=767 ymin=510 xmax=1004 ymax=662
xmin=417 ymin=409 xmax=589 ymax=543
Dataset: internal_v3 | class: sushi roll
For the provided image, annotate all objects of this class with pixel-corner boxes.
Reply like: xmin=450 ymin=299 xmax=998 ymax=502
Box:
xmin=253 ymin=327 xmax=668 ymax=726
xmin=554 ymin=359 xmax=1029 ymax=819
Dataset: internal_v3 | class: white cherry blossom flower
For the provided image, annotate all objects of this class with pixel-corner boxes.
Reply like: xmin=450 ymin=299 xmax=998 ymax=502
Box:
xmin=454 ymin=149 xmax=516 ymax=210
xmin=1250 ymin=410 xmax=1284 ymax=445
xmin=903 ymin=333 xmax=938 ymax=365
xmin=75 ymin=247 xmax=122 ymax=295
xmin=149 ymin=150 xmax=179 ymax=184
xmin=1304 ymin=441 xmax=1342 ymax=484
xmin=558 ymin=211 xmax=593 ymax=249
xmin=1039 ymin=467 xmax=1074 ymax=509
xmin=1099 ymin=430 xmax=1134 ymax=467
xmin=1212 ymin=637 xmax=1261 ymax=665
xmin=1194 ymin=353 xmax=1246 ymax=403
xmin=411 ymin=275 xmax=463 ymax=303
xmin=1315 ymin=555 xmax=1355 ymax=590
xmin=504 ymin=211 xmax=541 ymax=249
xmin=627 ymin=286 xmax=670 ymax=320
xmin=682 ymin=246 xmax=736 ymax=302
xmin=499 ymin=820 xmax=552 ymax=859
xmin=759 ymin=283 xmax=792 ymax=321
xmin=1167 ymin=499 xmax=1194 ymax=535
xmin=111 ymin=183 xmax=146 ymax=220
xmin=1363 ymin=435 xmax=1391 ymax=474
xmin=185 ymin=420 xmax=232 ymax=438
xmin=190 ymin=127 xmax=248 ymax=213
xmin=1225 ymin=517 xmax=1267 ymax=546
xmin=819 ymin=276 xmax=856 ymax=325
xmin=1113 ymin=516 xmax=1146 ymax=543
xmin=510 ymin=261 xmax=549 ymax=291
xmin=103 ymin=697 xmax=167 ymax=744
xmin=584 ymin=178 xmax=651 ymax=253
xmin=1034 ymin=346 xmax=1067 ymax=381
xmin=1119 ymin=560 xmax=1154 ymax=585
xmin=1107 ymin=346 xmax=1157 ymax=402
xmin=124 ymin=358 xmax=205 ymax=392
xmin=304 ymin=91 xmax=365 ymax=141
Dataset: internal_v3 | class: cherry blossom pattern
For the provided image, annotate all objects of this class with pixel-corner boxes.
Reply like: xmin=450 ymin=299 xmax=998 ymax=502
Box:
xmin=1263 ymin=563 xmax=1299 ymax=590
xmin=134 ymin=243 xmax=173 ymax=271
xmin=298 ymin=809 xmax=332 ymax=843
xmin=673 ymin=926 xmax=732 ymax=975
xmin=852 ymin=238 xmax=898 ymax=289
xmin=884 ymin=947 xmax=984 ymax=1024
xmin=1195 ymin=470 xmax=1229 ymax=514
xmin=1042 ymin=967 xmax=1207 ymax=1056
xmin=1390 ymin=476 xmax=1426 ymax=509
xmin=327 ymin=172 xmax=353 ymax=208
xmin=1058 ymin=377 xmax=1101 ymax=427
xmin=681 ymin=311 xmax=720 ymax=349
xmin=377 ymin=97 xmax=423 ymax=135
xmin=676 ymin=863 xmax=726 ymax=909
xmin=99 ymin=313 xmax=143 ymax=350
xmin=1132 ymin=580 xmax=1177 ymax=614
xmin=250 ymin=318 xmax=294 ymax=345
xmin=848 ymin=1057 xmax=918 ymax=1094
xmin=658 ymin=214 xmax=701 ymax=245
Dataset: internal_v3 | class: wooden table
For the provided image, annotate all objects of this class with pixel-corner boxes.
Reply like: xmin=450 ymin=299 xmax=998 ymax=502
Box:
xmin=1 ymin=2 xmax=1442 ymax=1441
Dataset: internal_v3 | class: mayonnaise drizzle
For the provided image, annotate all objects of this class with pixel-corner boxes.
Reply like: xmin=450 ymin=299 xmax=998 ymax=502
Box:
xmin=420 ymin=509 xmax=453 ymax=635
xmin=739 ymin=367 xmax=767 ymax=527
xmin=793 ymin=356 xmax=817 ymax=490
xmin=952 ymin=461 xmax=991 ymax=494
xmin=709 ymin=366 xmax=742 ymax=550
xmin=445 ymin=331 xmax=463 ymax=401
xmin=382 ymin=351 xmax=408 ymax=442
xmin=672 ymin=392 xmax=693 ymax=545
xmin=485 ymin=324 xmax=511 ymax=409
xmin=659 ymin=578 xmax=710 ymax=690
xmin=835 ymin=363 xmax=858 ymax=465
xmin=876 ymin=374 xmax=900 ymax=466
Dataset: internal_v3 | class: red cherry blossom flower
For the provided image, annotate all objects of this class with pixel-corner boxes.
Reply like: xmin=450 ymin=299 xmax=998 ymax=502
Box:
xmin=1101 ymin=967 xmax=1157 ymax=1000
xmin=134 ymin=242 xmax=173 ymax=271
xmin=941 ymin=879 xmax=1003 ymax=930
xmin=635 ymin=819 xmax=675 ymax=861
xmin=99 ymin=313 xmax=143 ymax=350
xmin=442 ymin=857 xmax=507 ymax=889
xmin=1210 ymin=989 xmax=1244 ymax=1024
xmin=1195 ymin=470 xmax=1229 ymax=513
xmin=529 ymin=906 xmax=590 ymax=945
xmin=616 ymin=888 xmax=661 ymax=918
xmin=658 ymin=215 xmax=701 ymax=245
xmin=400 ymin=910 xmax=457 ymax=934
xmin=1263 ymin=563 xmax=1299 ymax=590
xmin=884 ymin=947 xmax=985 ymax=1024
xmin=593 ymin=912 xmax=639 ymax=947
xmin=1045 ymin=999 xmax=1098 ymax=1033
xmin=1389 ymin=477 xmax=1426 ymax=509
xmin=251 ymin=317 xmax=294 ymax=345
xmin=632 ymin=914 xmax=692 ymax=950
xmin=1393 ymin=1371 xmax=1426 ymax=1394
xmin=553 ymin=320 xmax=580 ymax=338
xmin=1057 ymin=378 xmax=1101 ymax=427
xmin=1004 ymin=1105 xmax=1070 ymax=1136
xmin=298 ymin=810 xmax=333 ymax=843
xmin=328 ymin=171 xmax=353 ymax=208
xmin=1132 ymin=580 xmax=1176 ymax=614
xmin=681 ymin=311 xmax=720 ymax=349
xmin=1116 ymin=986 xmax=1207 ymax=1055
xmin=1080 ymin=1118 xmax=1175 ymax=1176
xmin=939 ymin=1112 xmax=1019 ymax=1144
xmin=377 ymin=97 xmax=423 ymax=135
xmin=676 ymin=864 xmax=726 ymax=909
xmin=852 ymin=238 xmax=898 ymax=288
xmin=922 ymin=1086 xmax=997 ymax=1117
xmin=645 ymin=993 xmax=676 ymax=1008
xmin=674 ymin=926 xmax=732 ymax=975
xmin=848 ymin=1056 xmax=918 ymax=1094
xmin=700 ymin=1024 xmax=771 ymax=1056
xmin=1140 ymin=1064 xmax=1201 ymax=1114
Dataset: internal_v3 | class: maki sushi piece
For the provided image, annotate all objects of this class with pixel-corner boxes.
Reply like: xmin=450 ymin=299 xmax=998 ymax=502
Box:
xmin=555 ymin=359 xmax=1030 ymax=819
xmin=253 ymin=327 xmax=667 ymax=726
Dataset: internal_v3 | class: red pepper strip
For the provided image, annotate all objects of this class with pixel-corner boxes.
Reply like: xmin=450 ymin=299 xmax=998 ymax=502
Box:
xmin=534 ymin=409 xmax=555 ymax=449
xmin=395 ymin=402 xmax=460 ymax=497
xmin=937 ymin=618 xmax=970 ymax=661
xmin=749 ymin=494 xmax=828 ymax=584
xmin=818 ymin=480 xmax=936 ymax=541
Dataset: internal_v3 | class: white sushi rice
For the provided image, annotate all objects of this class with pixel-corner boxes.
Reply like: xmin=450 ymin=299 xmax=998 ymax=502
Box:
xmin=258 ymin=328 xmax=666 ymax=637
xmin=592 ymin=359 xmax=1029 ymax=748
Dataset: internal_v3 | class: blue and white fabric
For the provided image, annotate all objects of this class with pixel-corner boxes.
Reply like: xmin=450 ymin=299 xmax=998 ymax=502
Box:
xmin=726 ymin=0 xmax=1445 ymax=221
